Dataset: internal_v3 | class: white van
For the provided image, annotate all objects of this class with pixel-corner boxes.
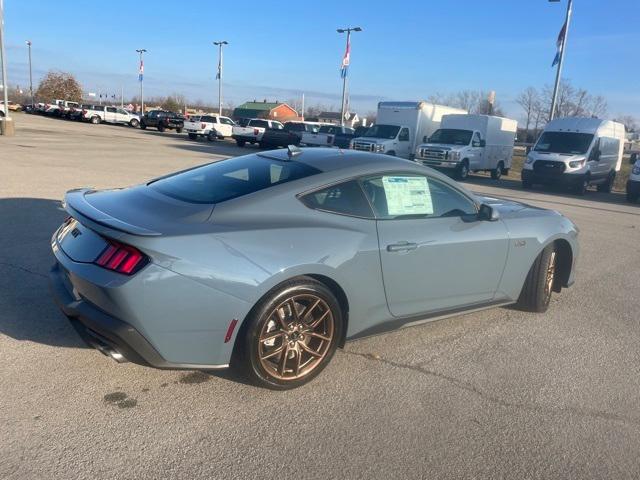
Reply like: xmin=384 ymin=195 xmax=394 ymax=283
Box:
xmin=627 ymin=153 xmax=640 ymax=203
xmin=415 ymin=114 xmax=517 ymax=180
xmin=350 ymin=101 xmax=466 ymax=159
xmin=522 ymin=117 xmax=626 ymax=195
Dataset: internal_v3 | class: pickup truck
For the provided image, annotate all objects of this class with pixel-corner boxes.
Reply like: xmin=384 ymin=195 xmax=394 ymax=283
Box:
xmin=83 ymin=105 xmax=141 ymax=127
xmin=301 ymin=125 xmax=355 ymax=148
xmin=184 ymin=114 xmax=235 ymax=141
xmin=231 ymin=118 xmax=284 ymax=147
xmin=140 ymin=110 xmax=184 ymax=132
xmin=260 ymin=127 xmax=302 ymax=149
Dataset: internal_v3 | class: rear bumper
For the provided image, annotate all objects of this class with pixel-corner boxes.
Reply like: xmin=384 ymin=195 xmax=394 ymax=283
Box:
xmin=522 ymin=168 xmax=585 ymax=187
xmin=49 ymin=262 xmax=229 ymax=370
xmin=232 ymin=134 xmax=259 ymax=142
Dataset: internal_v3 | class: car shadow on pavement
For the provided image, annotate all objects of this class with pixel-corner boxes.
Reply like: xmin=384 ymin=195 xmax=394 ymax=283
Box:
xmin=0 ymin=197 xmax=89 ymax=349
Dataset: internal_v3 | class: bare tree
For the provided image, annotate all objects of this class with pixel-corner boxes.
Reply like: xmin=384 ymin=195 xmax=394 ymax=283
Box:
xmin=516 ymin=87 xmax=539 ymax=141
xmin=614 ymin=115 xmax=638 ymax=133
xmin=36 ymin=71 xmax=83 ymax=102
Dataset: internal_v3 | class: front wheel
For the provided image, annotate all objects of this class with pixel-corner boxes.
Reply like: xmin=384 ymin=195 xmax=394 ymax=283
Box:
xmin=597 ymin=171 xmax=615 ymax=193
xmin=234 ymin=277 xmax=343 ymax=390
xmin=157 ymin=124 xmax=165 ymax=132
xmin=575 ymin=176 xmax=589 ymax=195
xmin=516 ymin=244 xmax=557 ymax=313
xmin=456 ymin=160 xmax=470 ymax=180
xmin=491 ymin=161 xmax=504 ymax=180
xmin=129 ymin=119 xmax=139 ymax=128
xmin=188 ymin=133 xmax=197 ymax=140
xmin=140 ymin=122 xmax=147 ymax=130
xmin=207 ymin=131 xmax=217 ymax=142
xmin=90 ymin=116 xmax=100 ymax=124
xmin=176 ymin=127 xmax=183 ymax=134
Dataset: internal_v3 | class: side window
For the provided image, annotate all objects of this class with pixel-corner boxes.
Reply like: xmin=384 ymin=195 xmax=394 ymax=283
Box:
xmin=472 ymin=132 xmax=481 ymax=146
xmin=251 ymin=120 xmax=269 ymax=128
xmin=220 ymin=117 xmax=234 ymax=125
xmin=107 ymin=107 xmax=117 ymax=113
xmin=117 ymin=108 xmax=127 ymax=115
xmin=148 ymin=111 xmax=157 ymax=118
xmin=361 ymin=175 xmax=477 ymax=219
xmin=398 ymin=128 xmax=410 ymax=142
xmin=300 ymin=180 xmax=373 ymax=218
xmin=599 ymin=137 xmax=620 ymax=157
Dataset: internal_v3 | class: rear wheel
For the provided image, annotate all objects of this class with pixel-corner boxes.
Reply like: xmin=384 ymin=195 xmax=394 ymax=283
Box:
xmin=188 ymin=133 xmax=197 ymax=140
xmin=491 ymin=161 xmax=504 ymax=180
xmin=597 ymin=170 xmax=615 ymax=193
xmin=236 ymin=139 xmax=246 ymax=147
xmin=234 ymin=277 xmax=342 ymax=390
xmin=90 ymin=116 xmax=100 ymax=124
xmin=456 ymin=160 xmax=470 ymax=180
xmin=157 ymin=124 xmax=165 ymax=132
xmin=516 ymin=244 xmax=557 ymax=313
xmin=207 ymin=131 xmax=216 ymax=142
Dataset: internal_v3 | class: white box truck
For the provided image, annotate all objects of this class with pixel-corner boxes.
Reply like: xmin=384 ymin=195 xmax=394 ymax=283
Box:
xmin=522 ymin=117 xmax=626 ymax=195
xmin=350 ymin=101 xmax=466 ymax=159
xmin=415 ymin=114 xmax=518 ymax=180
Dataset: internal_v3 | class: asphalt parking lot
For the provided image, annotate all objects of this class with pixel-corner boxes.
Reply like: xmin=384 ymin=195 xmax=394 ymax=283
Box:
xmin=2 ymin=114 xmax=640 ymax=480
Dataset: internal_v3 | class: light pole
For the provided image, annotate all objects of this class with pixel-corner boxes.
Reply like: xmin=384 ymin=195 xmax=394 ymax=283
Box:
xmin=213 ymin=41 xmax=228 ymax=116
xmin=136 ymin=48 xmax=146 ymax=114
xmin=548 ymin=0 xmax=572 ymax=121
xmin=337 ymin=26 xmax=361 ymax=126
xmin=0 ymin=0 xmax=10 ymax=122
xmin=26 ymin=40 xmax=34 ymax=106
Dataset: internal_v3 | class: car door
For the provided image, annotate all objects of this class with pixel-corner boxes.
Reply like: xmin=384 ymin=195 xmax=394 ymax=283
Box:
xmin=116 ymin=108 xmax=129 ymax=123
xmin=361 ymin=173 xmax=509 ymax=317
xmin=105 ymin=106 xmax=118 ymax=123
xmin=396 ymin=127 xmax=411 ymax=157
xmin=468 ymin=131 xmax=484 ymax=169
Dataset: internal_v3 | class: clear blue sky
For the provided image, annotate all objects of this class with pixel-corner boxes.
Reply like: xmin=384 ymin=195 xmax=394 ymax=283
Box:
xmin=3 ymin=0 xmax=639 ymax=120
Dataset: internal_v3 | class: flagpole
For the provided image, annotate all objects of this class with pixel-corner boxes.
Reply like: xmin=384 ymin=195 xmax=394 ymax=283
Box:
xmin=136 ymin=49 xmax=146 ymax=114
xmin=214 ymin=41 xmax=228 ymax=116
xmin=549 ymin=0 xmax=572 ymax=121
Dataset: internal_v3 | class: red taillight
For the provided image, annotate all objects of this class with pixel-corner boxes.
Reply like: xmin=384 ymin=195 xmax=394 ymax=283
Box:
xmin=94 ymin=238 xmax=147 ymax=275
xmin=201 ymin=123 xmax=206 ymax=129
xmin=253 ymin=128 xmax=259 ymax=135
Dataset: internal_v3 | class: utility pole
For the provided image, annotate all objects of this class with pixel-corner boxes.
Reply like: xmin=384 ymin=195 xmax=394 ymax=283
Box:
xmin=0 ymin=0 xmax=9 ymax=118
xmin=301 ymin=92 xmax=305 ymax=121
xmin=213 ymin=41 xmax=228 ymax=116
xmin=337 ymin=26 xmax=362 ymax=126
xmin=136 ymin=49 xmax=146 ymax=114
xmin=26 ymin=40 xmax=34 ymax=106
xmin=549 ymin=0 xmax=573 ymax=121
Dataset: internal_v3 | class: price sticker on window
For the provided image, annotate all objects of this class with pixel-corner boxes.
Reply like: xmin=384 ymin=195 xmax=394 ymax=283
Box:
xmin=382 ymin=176 xmax=433 ymax=216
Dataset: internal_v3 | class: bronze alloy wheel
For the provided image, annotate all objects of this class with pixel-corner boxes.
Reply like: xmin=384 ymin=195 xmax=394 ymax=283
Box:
xmin=544 ymin=250 xmax=557 ymax=300
xmin=257 ymin=294 xmax=335 ymax=381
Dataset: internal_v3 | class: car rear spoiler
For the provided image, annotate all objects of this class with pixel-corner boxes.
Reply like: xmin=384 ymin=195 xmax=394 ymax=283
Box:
xmin=63 ymin=188 xmax=161 ymax=237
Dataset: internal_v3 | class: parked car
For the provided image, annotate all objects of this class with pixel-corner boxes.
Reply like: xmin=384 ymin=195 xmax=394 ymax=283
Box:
xmin=83 ymin=105 xmax=141 ymax=127
xmin=260 ymin=127 xmax=301 ymax=148
xmin=416 ymin=114 xmax=518 ymax=180
xmin=231 ymin=118 xmax=284 ymax=147
xmin=281 ymin=121 xmax=322 ymax=141
xmin=627 ymin=153 xmax=640 ymax=203
xmin=68 ymin=104 xmax=95 ymax=121
xmin=301 ymin=125 xmax=355 ymax=148
xmin=1 ymin=101 xmax=22 ymax=112
xmin=49 ymin=147 xmax=578 ymax=390
xmin=60 ymin=101 xmax=81 ymax=119
xmin=350 ymin=101 xmax=467 ymax=159
xmin=184 ymin=114 xmax=235 ymax=140
xmin=140 ymin=110 xmax=184 ymax=132
xmin=522 ymin=118 xmax=626 ymax=194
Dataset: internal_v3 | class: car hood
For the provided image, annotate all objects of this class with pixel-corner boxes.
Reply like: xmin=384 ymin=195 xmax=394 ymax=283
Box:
xmin=529 ymin=152 xmax=585 ymax=163
xmin=476 ymin=194 xmax=559 ymax=220
xmin=64 ymin=186 xmax=214 ymax=236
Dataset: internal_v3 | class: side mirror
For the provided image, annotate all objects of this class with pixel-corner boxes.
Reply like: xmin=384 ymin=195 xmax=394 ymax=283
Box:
xmin=478 ymin=203 xmax=500 ymax=222
xmin=631 ymin=153 xmax=638 ymax=165
xmin=591 ymin=149 xmax=601 ymax=161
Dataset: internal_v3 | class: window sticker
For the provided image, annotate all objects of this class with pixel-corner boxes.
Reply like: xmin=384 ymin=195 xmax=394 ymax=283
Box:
xmin=382 ymin=176 xmax=433 ymax=216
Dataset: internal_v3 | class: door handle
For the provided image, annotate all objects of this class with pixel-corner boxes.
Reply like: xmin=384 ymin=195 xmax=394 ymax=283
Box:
xmin=387 ymin=242 xmax=417 ymax=252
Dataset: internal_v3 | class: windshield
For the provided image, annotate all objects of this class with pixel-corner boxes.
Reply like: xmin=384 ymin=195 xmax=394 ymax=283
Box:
xmin=428 ymin=129 xmax=473 ymax=145
xmin=534 ymin=131 xmax=594 ymax=155
xmin=149 ymin=154 xmax=321 ymax=204
xmin=363 ymin=124 xmax=400 ymax=140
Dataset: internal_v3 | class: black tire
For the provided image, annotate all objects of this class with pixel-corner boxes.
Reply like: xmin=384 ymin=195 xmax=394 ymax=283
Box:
xmin=129 ymin=119 xmax=139 ymax=128
xmin=188 ymin=133 xmax=197 ymax=140
xmin=575 ymin=175 xmax=589 ymax=195
xmin=157 ymin=124 xmax=165 ymax=132
xmin=522 ymin=179 xmax=533 ymax=189
xmin=233 ymin=277 xmax=343 ymax=390
xmin=236 ymin=139 xmax=246 ymax=147
xmin=597 ymin=171 xmax=615 ymax=193
xmin=516 ymin=244 xmax=557 ymax=313
xmin=207 ymin=131 xmax=216 ymax=142
xmin=140 ymin=122 xmax=147 ymax=130
xmin=491 ymin=161 xmax=504 ymax=180
xmin=176 ymin=127 xmax=183 ymax=134
xmin=90 ymin=116 xmax=100 ymax=124
xmin=627 ymin=191 xmax=639 ymax=203
xmin=456 ymin=160 xmax=470 ymax=180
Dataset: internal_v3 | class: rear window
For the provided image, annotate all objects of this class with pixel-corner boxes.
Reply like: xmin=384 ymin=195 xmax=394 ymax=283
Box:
xmin=249 ymin=120 xmax=269 ymax=128
xmin=149 ymin=154 xmax=321 ymax=204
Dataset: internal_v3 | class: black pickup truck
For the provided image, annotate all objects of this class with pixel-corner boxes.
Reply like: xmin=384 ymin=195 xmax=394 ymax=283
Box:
xmin=260 ymin=125 xmax=303 ymax=148
xmin=140 ymin=110 xmax=184 ymax=132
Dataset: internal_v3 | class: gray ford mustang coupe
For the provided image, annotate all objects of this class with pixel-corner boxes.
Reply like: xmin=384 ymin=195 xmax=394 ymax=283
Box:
xmin=50 ymin=148 xmax=578 ymax=389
